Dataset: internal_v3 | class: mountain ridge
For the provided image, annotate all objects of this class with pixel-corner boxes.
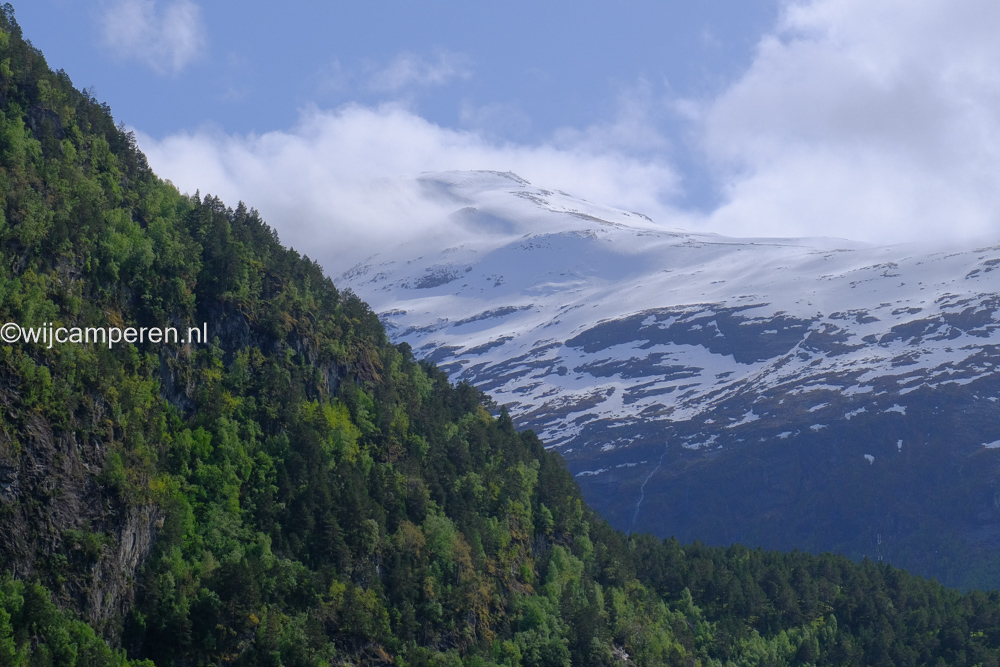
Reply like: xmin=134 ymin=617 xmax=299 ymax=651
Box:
xmin=344 ymin=169 xmax=1000 ymax=588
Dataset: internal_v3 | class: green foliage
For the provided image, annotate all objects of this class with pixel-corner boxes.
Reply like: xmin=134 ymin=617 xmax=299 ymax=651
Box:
xmin=0 ymin=575 xmax=150 ymax=666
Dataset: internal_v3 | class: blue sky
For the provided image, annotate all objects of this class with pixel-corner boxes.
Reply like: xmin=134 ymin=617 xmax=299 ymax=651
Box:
xmin=13 ymin=1 xmax=1000 ymax=270
xmin=17 ymin=2 xmax=775 ymax=141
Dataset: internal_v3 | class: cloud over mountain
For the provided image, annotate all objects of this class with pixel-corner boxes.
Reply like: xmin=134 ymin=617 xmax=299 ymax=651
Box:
xmin=140 ymin=0 xmax=1000 ymax=270
xmin=139 ymin=103 xmax=681 ymax=272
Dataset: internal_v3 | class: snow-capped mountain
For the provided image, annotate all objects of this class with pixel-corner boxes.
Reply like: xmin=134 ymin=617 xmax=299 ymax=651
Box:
xmin=343 ymin=170 xmax=1000 ymax=588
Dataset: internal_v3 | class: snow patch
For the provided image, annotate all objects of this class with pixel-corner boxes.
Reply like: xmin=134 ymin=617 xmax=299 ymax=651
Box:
xmin=727 ymin=410 xmax=760 ymax=428
xmin=845 ymin=407 xmax=867 ymax=420
xmin=684 ymin=434 xmax=718 ymax=449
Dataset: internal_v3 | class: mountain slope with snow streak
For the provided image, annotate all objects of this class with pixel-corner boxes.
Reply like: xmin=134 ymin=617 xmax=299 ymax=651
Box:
xmin=343 ymin=170 xmax=1000 ymax=589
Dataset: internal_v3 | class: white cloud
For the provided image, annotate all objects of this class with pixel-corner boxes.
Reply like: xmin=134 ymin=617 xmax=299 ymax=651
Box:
xmin=138 ymin=104 xmax=680 ymax=274
xmin=139 ymin=0 xmax=1000 ymax=266
xmin=366 ymin=51 xmax=472 ymax=93
xmin=696 ymin=0 xmax=1000 ymax=243
xmin=100 ymin=0 xmax=206 ymax=75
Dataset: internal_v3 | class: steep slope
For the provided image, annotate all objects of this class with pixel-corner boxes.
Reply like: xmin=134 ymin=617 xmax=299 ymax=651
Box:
xmin=344 ymin=170 xmax=1000 ymax=589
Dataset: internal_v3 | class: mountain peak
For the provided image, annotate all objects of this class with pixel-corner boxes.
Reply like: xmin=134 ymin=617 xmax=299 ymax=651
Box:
xmin=344 ymin=173 xmax=1000 ymax=588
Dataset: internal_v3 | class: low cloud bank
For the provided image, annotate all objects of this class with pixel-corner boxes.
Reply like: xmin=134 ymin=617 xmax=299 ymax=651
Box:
xmin=142 ymin=0 xmax=1000 ymax=275
xmin=140 ymin=103 xmax=680 ymax=273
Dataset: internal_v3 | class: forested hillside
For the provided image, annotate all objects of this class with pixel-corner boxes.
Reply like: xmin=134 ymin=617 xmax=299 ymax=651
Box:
xmin=1 ymin=5 xmax=1000 ymax=665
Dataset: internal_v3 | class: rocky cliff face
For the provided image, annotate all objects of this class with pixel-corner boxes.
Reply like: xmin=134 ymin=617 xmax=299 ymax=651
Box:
xmin=0 ymin=403 xmax=161 ymax=637
xmin=343 ymin=170 xmax=1000 ymax=588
